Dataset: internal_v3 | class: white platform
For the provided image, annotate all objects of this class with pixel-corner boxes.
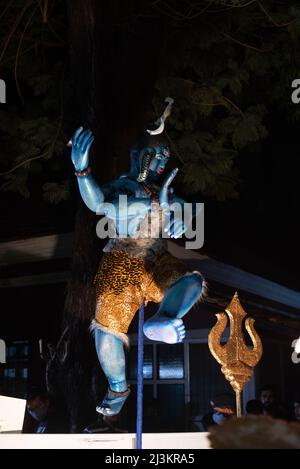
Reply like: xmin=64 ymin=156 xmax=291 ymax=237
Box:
xmin=0 ymin=395 xmax=26 ymax=433
xmin=0 ymin=432 xmax=211 ymax=449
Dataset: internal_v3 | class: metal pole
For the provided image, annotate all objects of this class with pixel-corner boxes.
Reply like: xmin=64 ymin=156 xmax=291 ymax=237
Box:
xmin=236 ymin=391 xmax=242 ymax=417
xmin=136 ymin=300 xmax=145 ymax=449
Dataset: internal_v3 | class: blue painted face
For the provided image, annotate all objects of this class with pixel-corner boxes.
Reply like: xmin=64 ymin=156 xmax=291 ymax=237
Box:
xmin=148 ymin=146 xmax=170 ymax=177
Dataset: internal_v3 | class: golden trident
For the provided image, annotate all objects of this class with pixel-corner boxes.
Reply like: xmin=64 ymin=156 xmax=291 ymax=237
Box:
xmin=208 ymin=292 xmax=263 ymax=417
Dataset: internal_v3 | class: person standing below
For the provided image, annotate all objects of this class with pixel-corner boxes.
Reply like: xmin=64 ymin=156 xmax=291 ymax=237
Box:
xmin=24 ymin=388 xmax=67 ymax=434
xmin=245 ymin=399 xmax=264 ymax=416
xmin=258 ymin=387 xmax=286 ymax=419
xmin=201 ymin=393 xmax=235 ymax=431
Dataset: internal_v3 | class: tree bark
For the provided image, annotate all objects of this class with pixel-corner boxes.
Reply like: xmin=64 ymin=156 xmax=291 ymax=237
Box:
xmin=47 ymin=1 xmax=164 ymax=432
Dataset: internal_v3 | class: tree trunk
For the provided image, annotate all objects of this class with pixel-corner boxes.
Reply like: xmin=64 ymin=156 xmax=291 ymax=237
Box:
xmin=47 ymin=1 xmax=164 ymax=432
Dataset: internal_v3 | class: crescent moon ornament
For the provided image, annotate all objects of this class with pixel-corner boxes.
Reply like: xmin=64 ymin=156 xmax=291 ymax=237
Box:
xmin=146 ymin=97 xmax=174 ymax=136
xmin=146 ymin=117 xmax=165 ymax=136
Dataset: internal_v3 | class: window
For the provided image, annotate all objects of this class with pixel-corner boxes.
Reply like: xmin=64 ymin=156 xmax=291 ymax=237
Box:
xmin=157 ymin=344 xmax=184 ymax=379
xmin=4 ymin=368 xmax=16 ymax=379
xmin=127 ymin=340 xmax=186 ymax=432
xmin=127 ymin=329 xmax=234 ymax=432
xmin=3 ymin=341 xmax=29 ymax=399
xmin=189 ymin=343 xmax=233 ymax=416
xmin=7 ymin=346 xmax=17 ymax=358
xmin=20 ymin=344 xmax=29 ymax=358
xmin=157 ymin=384 xmax=185 ymax=431
xmin=127 ymin=345 xmax=153 ymax=380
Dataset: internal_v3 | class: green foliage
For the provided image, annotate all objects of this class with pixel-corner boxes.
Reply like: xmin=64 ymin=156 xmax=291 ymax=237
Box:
xmin=152 ymin=0 xmax=300 ymax=200
xmin=0 ymin=0 xmax=72 ymax=203
xmin=43 ymin=179 xmax=71 ymax=203
xmin=1 ymin=0 xmax=300 ymax=203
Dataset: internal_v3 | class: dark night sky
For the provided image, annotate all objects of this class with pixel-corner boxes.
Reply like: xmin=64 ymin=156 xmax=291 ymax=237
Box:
xmin=0 ymin=112 xmax=299 ymax=292
xmin=205 ymin=110 xmax=300 ymax=291
xmin=0 ymin=3 xmax=299 ymax=293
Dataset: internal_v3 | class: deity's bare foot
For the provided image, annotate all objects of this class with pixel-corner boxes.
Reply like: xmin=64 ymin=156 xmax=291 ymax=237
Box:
xmin=143 ymin=316 xmax=186 ymax=344
xmin=96 ymin=387 xmax=131 ymax=416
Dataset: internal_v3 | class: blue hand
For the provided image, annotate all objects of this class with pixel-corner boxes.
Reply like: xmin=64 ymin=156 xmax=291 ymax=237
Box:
xmin=159 ymin=168 xmax=178 ymax=209
xmin=70 ymin=126 xmax=104 ymax=212
xmin=71 ymin=127 xmax=95 ymax=172
xmin=164 ymin=217 xmax=186 ymax=239
xmin=169 ymin=219 xmax=186 ymax=239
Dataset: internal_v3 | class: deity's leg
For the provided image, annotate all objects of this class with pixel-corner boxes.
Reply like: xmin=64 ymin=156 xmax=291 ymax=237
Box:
xmin=94 ymin=329 xmax=130 ymax=416
xmin=143 ymin=272 xmax=204 ymax=344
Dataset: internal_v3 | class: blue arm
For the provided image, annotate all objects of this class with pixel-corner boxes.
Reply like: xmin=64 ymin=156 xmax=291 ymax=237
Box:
xmin=76 ymin=173 xmax=105 ymax=213
xmin=70 ymin=127 xmax=105 ymax=212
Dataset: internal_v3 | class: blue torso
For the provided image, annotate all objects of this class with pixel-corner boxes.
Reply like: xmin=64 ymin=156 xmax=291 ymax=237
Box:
xmin=100 ymin=177 xmax=159 ymax=238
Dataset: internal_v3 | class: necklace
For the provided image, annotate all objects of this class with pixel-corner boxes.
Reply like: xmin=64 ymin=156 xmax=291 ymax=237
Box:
xmin=141 ymin=181 xmax=160 ymax=203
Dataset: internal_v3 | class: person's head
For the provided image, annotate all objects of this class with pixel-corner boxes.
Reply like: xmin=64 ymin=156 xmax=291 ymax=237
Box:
xmin=26 ymin=389 xmax=50 ymax=422
xmin=129 ymin=125 xmax=171 ymax=184
xmin=259 ymin=387 xmax=275 ymax=406
xmin=210 ymin=393 xmax=235 ymax=424
xmin=246 ymin=399 xmax=264 ymax=416
xmin=133 ymin=141 xmax=170 ymax=184
xmin=147 ymin=144 xmax=170 ymax=178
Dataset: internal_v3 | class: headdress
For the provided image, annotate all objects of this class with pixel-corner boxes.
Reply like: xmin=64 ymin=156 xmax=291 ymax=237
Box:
xmin=130 ymin=97 xmax=174 ymax=182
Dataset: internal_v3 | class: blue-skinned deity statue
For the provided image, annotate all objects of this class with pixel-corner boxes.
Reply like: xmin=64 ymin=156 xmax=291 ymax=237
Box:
xmin=70 ymin=98 xmax=205 ymax=416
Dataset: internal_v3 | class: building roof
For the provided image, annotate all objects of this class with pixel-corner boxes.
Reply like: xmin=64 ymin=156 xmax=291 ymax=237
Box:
xmin=1 ymin=233 xmax=299 ymax=334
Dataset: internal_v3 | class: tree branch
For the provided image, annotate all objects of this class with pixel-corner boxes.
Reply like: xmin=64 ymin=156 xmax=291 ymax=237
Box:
xmin=257 ymin=1 xmax=299 ymax=28
xmin=222 ymin=96 xmax=245 ymax=117
xmin=0 ymin=0 xmax=34 ymax=66
xmin=222 ymin=32 xmax=271 ymax=52
xmin=14 ymin=34 xmax=67 ymax=48
xmin=0 ymin=152 xmax=50 ymax=177
xmin=0 ymin=67 xmax=65 ymax=177
xmin=15 ymin=5 xmax=39 ymax=104
xmin=0 ymin=0 xmax=15 ymax=22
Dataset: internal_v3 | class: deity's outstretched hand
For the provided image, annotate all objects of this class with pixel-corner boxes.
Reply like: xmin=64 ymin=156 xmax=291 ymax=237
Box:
xmin=70 ymin=127 xmax=95 ymax=172
xmin=159 ymin=168 xmax=178 ymax=209
xmin=160 ymin=168 xmax=186 ymax=239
